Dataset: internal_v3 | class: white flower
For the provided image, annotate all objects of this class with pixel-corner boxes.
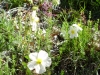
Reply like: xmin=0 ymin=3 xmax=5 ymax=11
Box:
xmin=31 ymin=11 xmax=39 ymax=23
xmin=42 ymin=29 xmax=46 ymax=35
xmin=68 ymin=24 xmax=83 ymax=39
xmin=27 ymin=50 xmax=52 ymax=74
xmin=68 ymin=26 xmax=78 ymax=39
xmin=72 ymin=24 xmax=82 ymax=31
xmin=30 ymin=10 xmax=39 ymax=32
xmin=30 ymin=22 xmax=37 ymax=32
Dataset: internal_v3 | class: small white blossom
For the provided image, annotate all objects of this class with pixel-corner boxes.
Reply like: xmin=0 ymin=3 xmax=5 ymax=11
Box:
xmin=68 ymin=26 xmax=78 ymax=39
xmin=31 ymin=11 xmax=39 ymax=22
xmin=27 ymin=50 xmax=52 ymax=74
xmin=42 ymin=29 xmax=46 ymax=36
xmin=68 ymin=24 xmax=82 ymax=39
xmin=30 ymin=10 xmax=39 ymax=32
xmin=42 ymin=29 xmax=46 ymax=34
xmin=72 ymin=24 xmax=82 ymax=31
xmin=30 ymin=22 xmax=37 ymax=32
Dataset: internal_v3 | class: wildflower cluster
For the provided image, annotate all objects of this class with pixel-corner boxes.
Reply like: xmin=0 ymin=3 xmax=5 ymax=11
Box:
xmin=27 ymin=1 xmax=83 ymax=74
xmin=28 ymin=5 xmax=51 ymax=74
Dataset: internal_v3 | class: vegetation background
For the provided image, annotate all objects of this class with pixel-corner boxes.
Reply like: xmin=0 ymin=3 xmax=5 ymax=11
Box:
xmin=0 ymin=0 xmax=100 ymax=75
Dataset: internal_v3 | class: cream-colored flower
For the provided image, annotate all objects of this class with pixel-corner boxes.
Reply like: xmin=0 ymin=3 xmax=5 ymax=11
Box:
xmin=30 ymin=22 xmax=37 ymax=31
xmin=31 ymin=10 xmax=39 ymax=23
xmin=72 ymin=24 xmax=82 ymax=31
xmin=42 ymin=29 xmax=46 ymax=35
xmin=68 ymin=26 xmax=78 ymax=39
xmin=27 ymin=50 xmax=52 ymax=74
xmin=30 ymin=10 xmax=39 ymax=32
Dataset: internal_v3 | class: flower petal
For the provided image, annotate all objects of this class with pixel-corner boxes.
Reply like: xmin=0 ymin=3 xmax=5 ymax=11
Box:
xmin=38 ymin=50 xmax=48 ymax=60
xmin=42 ymin=57 xmax=52 ymax=67
xmin=31 ymin=22 xmax=37 ymax=31
xmin=70 ymin=26 xmax=78 ymax=31
xmin=39 ymin=64 xmax=46 ymax=74
xmin=69 ymin=33 xmax=78 ymax=38
xmin=34 ymin=64 xmax=40 ymax=74
xmin=75 ymin=33 xmax=78 ymax=37
xmin=29 ymin=52 xmax=38 ymax=61
xmin=27 ymin=61 xmax=36 ymax=70
xmin=69 ymin=35 xmax=75 ymax=39
xmin=72 ymin=24 xmax=82 ymax=31
xmin=32 ymin=10 xmax=36 ymax=18
xmin=35 ymin=64 xmax=46 ymax=74
xmin=34 ymin=17 xmax=39 ymax=23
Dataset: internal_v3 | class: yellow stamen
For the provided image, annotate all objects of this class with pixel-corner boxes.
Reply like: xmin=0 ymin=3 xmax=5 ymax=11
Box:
xmin=36 ymin=58 xmax=42 ymax=64
xmin=71 ymin=30 xmax=75 ymax=34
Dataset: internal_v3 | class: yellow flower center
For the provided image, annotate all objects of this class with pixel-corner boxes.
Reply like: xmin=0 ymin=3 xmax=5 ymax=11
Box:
xmin=36 ymin=58 xmax=42 ymax=64
xmin=71 ymin=30 xmax=75 ymax=34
